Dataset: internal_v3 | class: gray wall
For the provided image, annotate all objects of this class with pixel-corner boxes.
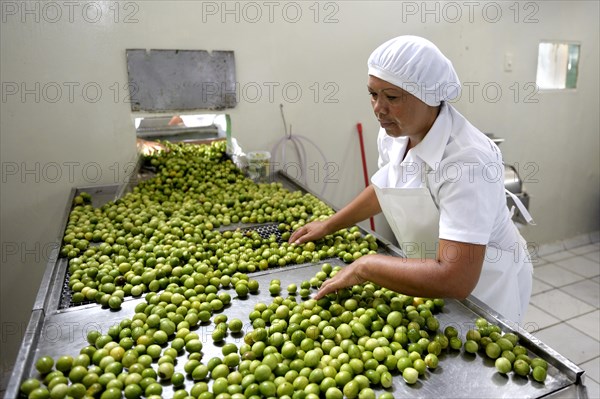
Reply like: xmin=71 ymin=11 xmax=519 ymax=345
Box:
xmin=1 ymin=1 xmax=598 ymax=380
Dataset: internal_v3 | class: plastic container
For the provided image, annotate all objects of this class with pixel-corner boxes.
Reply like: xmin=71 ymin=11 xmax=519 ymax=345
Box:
xmin=246 ymin=151 xmax=271 ymax=183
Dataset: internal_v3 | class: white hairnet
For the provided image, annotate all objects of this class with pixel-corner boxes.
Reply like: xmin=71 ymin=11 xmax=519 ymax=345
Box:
xmin=368 ymin=36 xmax=461 ymax=106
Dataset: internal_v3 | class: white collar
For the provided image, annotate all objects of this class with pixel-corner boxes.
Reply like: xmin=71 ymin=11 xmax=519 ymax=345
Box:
xmin=410 ymin=102 xmax=452 ymax=171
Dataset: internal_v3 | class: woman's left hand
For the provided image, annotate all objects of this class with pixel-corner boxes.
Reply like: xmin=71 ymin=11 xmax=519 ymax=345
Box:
xmin=314 ymin=256 xmax=370 ymax=299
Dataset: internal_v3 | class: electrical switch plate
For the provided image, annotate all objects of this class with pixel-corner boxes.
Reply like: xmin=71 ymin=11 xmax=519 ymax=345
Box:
xmin=504 ymin=53 xmax=514 ymax=72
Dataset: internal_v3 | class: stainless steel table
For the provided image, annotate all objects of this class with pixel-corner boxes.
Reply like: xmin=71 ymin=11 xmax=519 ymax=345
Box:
xmin=5 ymin=172 xmax=589 ymax=399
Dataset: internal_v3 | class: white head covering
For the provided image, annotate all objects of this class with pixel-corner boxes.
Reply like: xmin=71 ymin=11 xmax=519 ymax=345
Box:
xmin=368 ymin=36 xmax=461 ymax=106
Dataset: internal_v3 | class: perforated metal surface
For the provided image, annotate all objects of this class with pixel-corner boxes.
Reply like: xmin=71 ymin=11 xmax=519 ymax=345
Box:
xmin=238 ymin=223 xmax=284 ymax=242
xmin=58 ymin=269 xmax=95 ymax=310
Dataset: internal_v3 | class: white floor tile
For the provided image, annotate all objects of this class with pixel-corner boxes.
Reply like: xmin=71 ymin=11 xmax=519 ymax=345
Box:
xmin=531 ymin=256 xmax=549 ymax=267
xmin=567 ymin=310 xmax=600 ymax=341
xmin=542 ymin=251 xmax=574 ymax=263
xmin=538 ymin=242 xmax=566 ymax=257
xmin=580 ymin=357 xmax=600 ymax=384
xmin=534 ymin=264 xmax=586 ymax=287
xmin=534 ymin=323 xmax=600 ymax=364
xmin=570 ymin=243 xmax=600 ymax=256
xmin=532 ymin=277 xmax=553 ymax=295
xmin=522 ymin=304 xmax=560 ymax=333
xmin=530 ymin=290 xmax=595 ymax=320
xmin=584 ymin=378 xmax=600 ymax=399
xmin=561 ymin=281 xmax=600 ymax=308
xmin=556 ymin=256 xmax=600 ymax=278
xmin=584 ymin=251 xmax=600 ymax=264
xmin=565 ymin=234 xmax=593 ymax=250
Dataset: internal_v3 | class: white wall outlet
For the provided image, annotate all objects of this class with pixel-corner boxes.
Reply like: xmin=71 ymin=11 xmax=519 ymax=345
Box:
xmin=504 ymin=53 xmax=514 ymax=72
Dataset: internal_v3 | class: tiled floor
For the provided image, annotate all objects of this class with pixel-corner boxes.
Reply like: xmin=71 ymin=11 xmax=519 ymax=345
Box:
xmin=524 ymin=241 xmax=600 ymax=398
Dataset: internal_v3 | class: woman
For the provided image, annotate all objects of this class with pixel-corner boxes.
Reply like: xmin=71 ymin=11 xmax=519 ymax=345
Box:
xmin=289 ymin=36 xmax=534 ymax=324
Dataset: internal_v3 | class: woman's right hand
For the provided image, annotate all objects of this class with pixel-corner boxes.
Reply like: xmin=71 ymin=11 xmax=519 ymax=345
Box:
xmin=288 ymin=220 xmax=330 ymax=245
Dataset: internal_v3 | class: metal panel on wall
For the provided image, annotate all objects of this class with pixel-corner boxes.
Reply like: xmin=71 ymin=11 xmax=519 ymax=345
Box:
xmin=126 ymin=49 xmax=237 ymax=111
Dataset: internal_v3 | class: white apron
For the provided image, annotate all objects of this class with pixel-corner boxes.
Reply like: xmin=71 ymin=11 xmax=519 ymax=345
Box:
xmin=372 ymin=163 xmax=534 ymax=324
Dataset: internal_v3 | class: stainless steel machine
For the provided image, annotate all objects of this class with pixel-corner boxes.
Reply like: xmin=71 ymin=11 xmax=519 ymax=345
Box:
xmin=485 ymin=133 xmax=532 ymax=226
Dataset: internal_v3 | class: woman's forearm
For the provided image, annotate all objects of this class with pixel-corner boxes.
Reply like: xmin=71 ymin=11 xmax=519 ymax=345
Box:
xmin=355 ymin=255 xmax=470 ymax=299
xmin=317 ymin=240 xmax=486 ymax=300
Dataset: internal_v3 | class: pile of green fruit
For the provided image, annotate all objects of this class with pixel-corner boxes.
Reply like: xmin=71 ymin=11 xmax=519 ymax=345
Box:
xmin=19 ymin=141 xmax=550 ymax=398
xmin=458 ymin=317 xmax=548 ymax=383
xmin=59 ymin=141 xmax=378 ymax=308
xmin=236 ymin=263 xmax=450 ymax=399
xmin=21 ymin=262 xmax=450 ymax=399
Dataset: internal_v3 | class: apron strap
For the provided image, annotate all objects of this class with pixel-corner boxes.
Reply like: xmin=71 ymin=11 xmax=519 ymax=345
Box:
xmin=505 ymin=189 xmax=535 ymax=225
xmin=423 ymin=166 xmax=440 ymax=211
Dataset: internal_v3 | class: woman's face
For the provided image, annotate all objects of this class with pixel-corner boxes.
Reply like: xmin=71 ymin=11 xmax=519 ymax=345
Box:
xmin=368 ymin=75 xmax=437 ymax=139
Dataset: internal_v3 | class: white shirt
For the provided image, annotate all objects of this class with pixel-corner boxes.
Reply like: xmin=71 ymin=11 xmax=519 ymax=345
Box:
xmin=376 ymin=102 xmax=517 ymax=250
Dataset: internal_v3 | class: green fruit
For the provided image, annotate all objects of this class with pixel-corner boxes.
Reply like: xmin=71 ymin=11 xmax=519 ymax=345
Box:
xmin=465 ymin=340 xmax=479 ymax=354
xmin=171 ymin=372 xmax=185 ymax=387
xmin=145 ymin=382 xmax=162 ymax=396
xmin=223 ymin=353 xmax=240 ymax=368
xmin=444 ymin=326 xmax=458 ymax=338
xmin=254 ymin=364 xmax=272 ymax=382
xmin=514 ymin=359 xmax=530 ymax=377
xmin=486 ymin=342 xmax=501 ymax=359
xmin=449 ymin=336 xmax=462 ymax=350
xmin=475 ymin=317 xmax=489 ymax=329
xmin=516 ymin=354 xmax=532 ymax=365
xmin=235 ymin=283 xmax=249 ymax=297
xmin=502 ymin=350 xmax=516 ymax=364
xmin=229 ymin=318 xmax=243 ymax=333
xmin=413 ymin=359 xmax=426 ymax=375
xmin=531 ymin=358 xmax=548 ymax=370
xmin=36 ymin=356 xmax=55 ymax=374
xmin=259 ymin=380 xmax=276 ymax=397
xmin=496 ymin=337 xmax=514 ymax=352
xmin=28 ymin=387 xmax=51 ymax=399
xmin=124 ymin=384 xmax=142 ymax=399
xmin=495 ymin=357 xmax=512 ymax=374
xmin=325 ymin=387 xmax=343 ymax=399
xmin=403 ymin=367 xmax=419 ymax=384
xmin=186 ymin=339 xmax=203 ymax=353
xmin=533 ymin=366 xmax=547 ymax=383
xmin=47 ymin=376 xmax=68 ymax=391
xmin=192 ymin=364 xmax=209 ymax=381
xmin=427 ymin=341 xmax=442 ymax=356
xmin=269 ymin=285 xmax=281 ymax=295
xmin=396 ymin=357 xmax=412 ymax=373
xmin=466 ymin=329 xmax=481 ymax=342
xmin=20 ymin=378 xmax=41 ymax=395
xmin=108 ymin=295 xmax=122 ymax=310
xmin=503 ymin=332 xmax=519 ymax=347
xmin=211 ymin=364 xmax=230 ymax=379
xmin=158 ymin=362 xmax=174 ymax=380
xmin=55 ymin=356 xmax=73 ymax=373
xmin=358 ymin=387 xmax=376 ymax=399
xmin=343 ymin=380 xmax=360 ymax=398
xmin=287 ymin=284 xmax=297 ymax=294
xmin=424 ymin=353 xmax=439 ymax=369
xmin=67 ymin=383 xmax=86 ymax=399
xmin=513 ymin=345 xmax=528 ymax=356
xmin=212 ymin=328 xmax=226 ymax=342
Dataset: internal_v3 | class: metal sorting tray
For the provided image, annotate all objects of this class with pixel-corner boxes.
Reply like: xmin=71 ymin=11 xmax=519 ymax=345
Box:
xmin=56 ymin=224 xmax=284 ymax=310
xmin=6 ymin=172 xmax=588 ymax=399
xmin=11 ymin=262 xmax=587 ymax=399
